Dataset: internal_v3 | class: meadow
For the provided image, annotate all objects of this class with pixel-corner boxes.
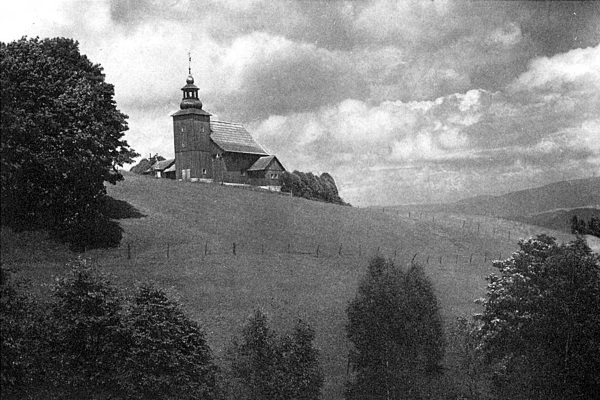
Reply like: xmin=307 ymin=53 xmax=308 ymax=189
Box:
xmin=0 ymin=172 xmax=574 ymax=399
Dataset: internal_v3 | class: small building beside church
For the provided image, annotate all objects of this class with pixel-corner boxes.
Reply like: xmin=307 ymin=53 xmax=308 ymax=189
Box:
xmin=171 ymin=72 xmax=285 ymax=189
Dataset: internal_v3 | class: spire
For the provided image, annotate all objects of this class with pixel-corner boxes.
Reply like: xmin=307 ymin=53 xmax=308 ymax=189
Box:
xmin=180 ymin=54 xmax=202 ymax=110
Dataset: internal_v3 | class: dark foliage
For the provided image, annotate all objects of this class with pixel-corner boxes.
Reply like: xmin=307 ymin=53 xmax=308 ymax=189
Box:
xmin=477 ymin=235 xmax=600 ymax=399
xmin=346 ymin=256 xmax=445 ymax=399
xmin=280 ymin=170 xmax=349 ymax=205
xmin=0 ymin=261 xmax=221 ymax=400
xmin=0 ymin=267 xmax=48 ymax=394
xmin=0 ymin=37 xmax=138 ymax=246
xmin=229 ymin=309 xmax=324 ymax=399
xmin=119 ymin=284 xmax=221 ymax=400
xmin=571 ymin=215 xmax=600 ymax=237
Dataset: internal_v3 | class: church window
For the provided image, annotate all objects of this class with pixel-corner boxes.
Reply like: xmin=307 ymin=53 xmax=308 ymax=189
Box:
xmin=202 ymin=168 xmax=207 ymax=175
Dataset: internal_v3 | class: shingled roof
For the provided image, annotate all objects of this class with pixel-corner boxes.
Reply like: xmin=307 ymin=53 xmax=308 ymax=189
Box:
xmin=247 ymin=155 xmax=285 ymax=172
xmin=210 ymin=120 xmax=268 ymax=155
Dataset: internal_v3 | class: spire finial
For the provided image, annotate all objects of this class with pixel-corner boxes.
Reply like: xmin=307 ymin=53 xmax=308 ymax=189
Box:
xmin=188 ymin=52 xmax=191 ymax=75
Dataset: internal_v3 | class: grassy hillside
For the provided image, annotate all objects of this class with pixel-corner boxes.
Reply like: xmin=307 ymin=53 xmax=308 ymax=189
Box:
xmin=0 ymin=172 xmax=574 ymax=399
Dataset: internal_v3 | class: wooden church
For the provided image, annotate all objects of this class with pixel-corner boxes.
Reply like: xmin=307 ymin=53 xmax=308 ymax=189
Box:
xmin=171 ymin=71 xmax=285 ymax=189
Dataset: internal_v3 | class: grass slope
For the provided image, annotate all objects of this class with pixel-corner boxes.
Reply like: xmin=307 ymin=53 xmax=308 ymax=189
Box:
xmin=0 ymin=172 xmax=574 ymax=399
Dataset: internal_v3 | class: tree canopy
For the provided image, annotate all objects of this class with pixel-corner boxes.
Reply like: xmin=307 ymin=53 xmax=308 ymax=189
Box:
xmin=0 ymin=37 xmax=138 ymax=243
xmin=477 ymin=235 xmax=600 ymax=399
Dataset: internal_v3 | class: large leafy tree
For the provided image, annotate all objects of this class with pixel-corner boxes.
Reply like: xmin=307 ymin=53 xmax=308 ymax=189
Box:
xmin=477 ymin=235 xmax=600 ymax=399
xmin=0 ymin=37 xmax=137 ymax=236
xmin=346 ymin=256 xmax=445 ymax=399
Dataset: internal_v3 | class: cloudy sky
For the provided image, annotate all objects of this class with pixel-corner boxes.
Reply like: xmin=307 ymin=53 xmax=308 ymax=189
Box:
xmin=2 ymin=0 xmax=599 ymax=206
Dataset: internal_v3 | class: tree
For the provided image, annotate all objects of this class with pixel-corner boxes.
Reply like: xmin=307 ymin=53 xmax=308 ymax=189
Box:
xmin=229 ymin=309 xmax=324 ymax=399
xmin=1 ymin=37 xmax=138 ymax=242
xmin=346 ymin=256 xmax=445 ymax=399
xmin=119 ymin=284 xmax=221 ymax=400
xmin=570 ymin=215 xmax=588 ymax=235
xmin=477 ymin=235 xmax=600 ymax=399
xmin=589 ymin=216 xmax=600 ymax=237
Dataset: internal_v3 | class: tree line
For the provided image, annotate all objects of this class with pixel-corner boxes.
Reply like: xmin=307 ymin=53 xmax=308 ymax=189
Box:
xmin=280 ymin=170 xmax=349 ymax=205
xmin=571 ymin=215 xmax=600 ymax=237
xmin=0 ymin=261 xmax=323 ymax=400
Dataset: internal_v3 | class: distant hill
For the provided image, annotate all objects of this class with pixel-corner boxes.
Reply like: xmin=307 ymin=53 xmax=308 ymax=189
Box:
xmin=512 ymin=207 xmax=600 ymax=233
xmin=394 ymin=177 xmax=600 ymax=219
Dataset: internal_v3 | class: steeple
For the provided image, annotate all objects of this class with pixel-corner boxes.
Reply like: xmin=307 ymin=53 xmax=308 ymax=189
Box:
xmin=180 ymin=53 xmax=202 ymax=110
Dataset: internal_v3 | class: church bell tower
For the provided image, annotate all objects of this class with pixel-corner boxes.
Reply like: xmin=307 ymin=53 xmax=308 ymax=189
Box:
xmin=171 ymin=58 xmax=213 ymax=181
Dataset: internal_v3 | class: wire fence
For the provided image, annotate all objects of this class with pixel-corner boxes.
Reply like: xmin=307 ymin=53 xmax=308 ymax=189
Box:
xmin=115 ymin=237 xmax=513 ymax=270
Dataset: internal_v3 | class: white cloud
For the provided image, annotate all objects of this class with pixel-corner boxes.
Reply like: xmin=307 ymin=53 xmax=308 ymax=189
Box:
xmin=509 ymin=44 xmax=600 ymax=92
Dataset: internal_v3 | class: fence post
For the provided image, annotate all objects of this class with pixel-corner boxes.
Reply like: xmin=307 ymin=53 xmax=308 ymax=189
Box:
xmin=316 ymin=244 xmax=320 ymax=258
xmin=508 ymin=230 xmax=511 ymax=240
xmin=477 ymin=223 xmax=480 ymax=232
xmin=339 ymin=244 xmax=343 ymax=256
xmin=233 ymin=242 xmax=236 ymax=255
xmin=205 ymin=242 xmax=208 ymax=256
xmin=409 ymin=212 xmax=411 ymax=218
xmin=167 ymin=243 xmax=170 ymax=259
xmin=288 ymin=243 xmax=291 ymax=254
